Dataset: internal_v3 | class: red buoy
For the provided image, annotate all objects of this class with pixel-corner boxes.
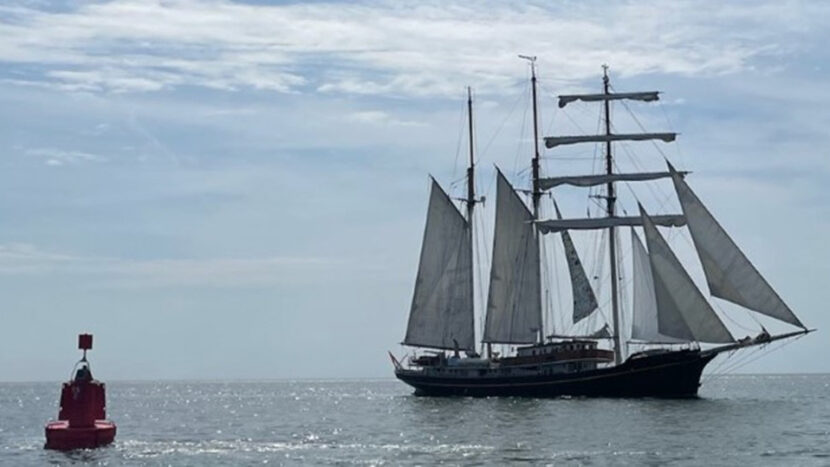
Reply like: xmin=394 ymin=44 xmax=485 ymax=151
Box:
xmin=44 ymin=334 xmax=116 ymax=450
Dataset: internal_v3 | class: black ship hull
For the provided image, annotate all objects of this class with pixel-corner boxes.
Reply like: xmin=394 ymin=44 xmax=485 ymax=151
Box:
xmin=395 ymin=349 xmax=716 ymax=398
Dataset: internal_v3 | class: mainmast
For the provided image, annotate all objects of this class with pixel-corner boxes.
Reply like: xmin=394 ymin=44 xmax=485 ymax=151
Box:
xmin=521 ymin=54 xmax=544 ymax=344
xmin=518 ymin=55 xmax=542 ymax=218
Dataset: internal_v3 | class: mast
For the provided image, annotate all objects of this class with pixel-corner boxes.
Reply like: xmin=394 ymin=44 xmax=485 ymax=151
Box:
xmin=521 ymin=56 xmax=541 ymax=219
xmin=540 ymin=66 xmax=677 ymax=361
xmin=466 ymin=86 xmax=479 ymax=355
xmin=466 ymin=87 xmax=476 ymax=223
xmin=602 ymin=65 xmax=623 ymax=365
xmin=403 ymin=89 xmax=481 ymax=352
xmin=521 ymin=54 xmax=544 ymax=344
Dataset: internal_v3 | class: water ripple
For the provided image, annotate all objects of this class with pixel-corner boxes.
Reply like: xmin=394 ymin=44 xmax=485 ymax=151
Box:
xmin=1 ymin=376 xmax=829 ymax=465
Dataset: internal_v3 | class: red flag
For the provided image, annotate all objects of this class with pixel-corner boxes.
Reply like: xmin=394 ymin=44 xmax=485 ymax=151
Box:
xmin=388 ymin=351 xmax=401 ymax=370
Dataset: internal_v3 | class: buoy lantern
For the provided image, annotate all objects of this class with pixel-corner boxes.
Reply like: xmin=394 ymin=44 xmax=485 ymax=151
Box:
xmin=44 ymin=334 xmax=116 ymax=450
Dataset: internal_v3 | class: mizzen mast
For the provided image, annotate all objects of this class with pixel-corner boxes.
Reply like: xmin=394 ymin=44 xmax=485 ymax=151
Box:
xmin=465 ymin=86 xmax=478 ymax=352
xmin=466 ymin=86 xmax=477 ymax=223
xmin=403 ymin=88 xmax=481 ymax=352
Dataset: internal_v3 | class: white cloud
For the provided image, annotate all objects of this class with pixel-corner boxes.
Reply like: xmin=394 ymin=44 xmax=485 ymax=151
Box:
xmin=1 ymin=0 xmax=825 ymax=97
xmin=0 ymin=242 xmax=351 ymax=288
xmin=25 ymin=147 xmax=107 ymax=165
xmin=0 ymin=243 xmax=78 ymax=262
xmin=46 ymin=69 xmax=166 ymax=93
xmin=348 ymin=110 xmax=424 ymax=127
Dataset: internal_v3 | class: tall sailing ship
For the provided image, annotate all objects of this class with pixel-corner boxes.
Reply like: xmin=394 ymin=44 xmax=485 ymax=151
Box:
xmin=392 ymin=62 xmax=813 ymax=398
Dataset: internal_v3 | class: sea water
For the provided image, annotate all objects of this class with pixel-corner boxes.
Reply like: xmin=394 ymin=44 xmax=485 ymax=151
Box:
xmin=1 ymin=374 xmax=829 ymax=465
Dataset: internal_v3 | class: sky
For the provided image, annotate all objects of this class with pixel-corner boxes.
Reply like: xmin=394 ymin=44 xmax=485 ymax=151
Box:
xmin=0 ymin=0 xmax=828 ymax=381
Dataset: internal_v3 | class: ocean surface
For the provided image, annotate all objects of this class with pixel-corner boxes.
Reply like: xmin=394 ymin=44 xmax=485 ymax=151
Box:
xmin=1 ymin=375 xmax=829 ymax=465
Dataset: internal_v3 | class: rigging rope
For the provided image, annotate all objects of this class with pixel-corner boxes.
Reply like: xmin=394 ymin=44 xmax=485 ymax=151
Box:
xmin=704 ymin=334 xmax=805 ymax=382
xmin=657 ymin=98 xmax=687 ymax=170
xmin=451 ymin=95 xmax=467 ymax=185
xmin=511 ymin=82 xmax=531 ymax=178
xmin=481 ymin=82 xmax=526 ymax=160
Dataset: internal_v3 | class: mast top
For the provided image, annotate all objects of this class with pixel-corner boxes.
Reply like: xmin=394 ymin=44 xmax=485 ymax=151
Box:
xmin=545 ymin=66 xmax=674 ymax=147
xmin=519 ymin=55 xmax=538 ymax=81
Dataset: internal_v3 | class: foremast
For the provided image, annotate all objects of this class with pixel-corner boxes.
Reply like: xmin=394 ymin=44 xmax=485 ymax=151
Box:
xmin=543 ymin=67 xmax=677 ymax=365
xmin=601 ymin=66 xmax=623 ymax=365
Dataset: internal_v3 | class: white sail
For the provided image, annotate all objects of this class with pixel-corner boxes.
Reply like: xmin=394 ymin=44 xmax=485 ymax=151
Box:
xmin=669 ymin=164 xmax=804 ymax=328
xmin=554 ymin=201 xmax=598 ymax=323
xmin=640 ymin=206 xmax=734 ymax=343
xmin=404 ymin=179 xmax=475 ymax=350
xmin=483 ymin=170 xmax=542 ymax=344
xmin=630 ymin=228 xmax=687 ymax=343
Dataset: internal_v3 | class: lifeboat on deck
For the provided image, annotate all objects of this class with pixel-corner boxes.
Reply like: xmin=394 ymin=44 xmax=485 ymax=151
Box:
xmin=44 ymin=334 xmax=116 ymax=450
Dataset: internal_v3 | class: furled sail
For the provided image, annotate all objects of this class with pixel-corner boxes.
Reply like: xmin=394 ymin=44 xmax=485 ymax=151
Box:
xmin=483 ymin=170 xmax=542 ymax=344
xmin=404 ymin=179 xmax=475 ymax=350
xmin=640 ymin=206 xmax=734 ymax=343
xmin=537 ymin=214 xmax=686 ymax=234
xmin=630 ymin=228 xmax=687 ymax=343
xmin=539 ymin=171 xmax=686 ymax=190
xmin=669 ymin=164 xmax=804 ymax=328
xmin=553 ymin=201 xmax=598 ymax=323
xmin=558 ymin=91 xmax=660 ymax=108
xmin=544 ymin=133 xmax=676 ymax=148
